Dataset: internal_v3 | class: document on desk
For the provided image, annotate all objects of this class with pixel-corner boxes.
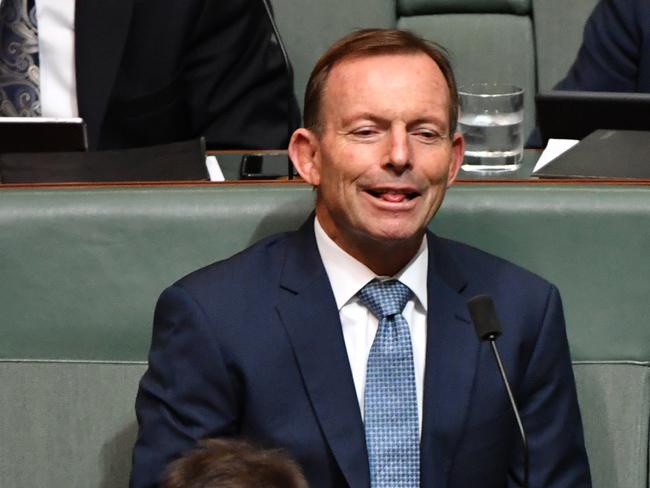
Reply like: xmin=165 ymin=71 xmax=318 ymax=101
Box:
xmin=534 ymin=129 xmax=650 ymax=179
xmin=533 ymin=138 xmax=579 ymax=173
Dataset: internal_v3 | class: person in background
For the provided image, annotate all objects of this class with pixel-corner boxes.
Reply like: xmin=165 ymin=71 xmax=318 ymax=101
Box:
xmin=0 ymin=0 xmax=300 ymax=150
xmin=527 ymin=0 xmax=650 ymax=146
xmin=556 ymin=0 xmax=650 ymax=92
xmin=131 ymin=28 xmax=591 ymax=488
xmin=160 ymin=438 xmax=308 ymax=488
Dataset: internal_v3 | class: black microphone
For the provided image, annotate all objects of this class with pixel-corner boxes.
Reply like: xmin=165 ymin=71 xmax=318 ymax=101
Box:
xmin=260 ymin=0 xmax=299 ymax=179
xmin=467 ymin=295 xmax=530 ymax=488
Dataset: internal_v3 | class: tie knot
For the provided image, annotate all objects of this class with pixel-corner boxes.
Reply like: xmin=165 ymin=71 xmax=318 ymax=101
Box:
xmin=357 ymin=279 xmax=413 ymax=319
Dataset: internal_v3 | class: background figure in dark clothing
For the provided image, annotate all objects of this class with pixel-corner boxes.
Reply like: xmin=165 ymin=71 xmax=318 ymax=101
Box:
xmin=0 ymin=0 xmax=300 ymax=150
xmin=527 ymin=0 xmax=650 ymax=146
xmin=556 ymin=0 xmax=650 ymax=92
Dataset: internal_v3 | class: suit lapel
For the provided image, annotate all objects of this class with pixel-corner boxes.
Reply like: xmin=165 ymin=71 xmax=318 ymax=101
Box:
xmin=420 ymin=233 xmax=480 ymax=488
xmin=75 ymin=0 xmax=134 ymax=148
xmin=276 ymin=218 xmax=370 ymax=488
xmin=275 ymin=226 xmax=481 ymax=488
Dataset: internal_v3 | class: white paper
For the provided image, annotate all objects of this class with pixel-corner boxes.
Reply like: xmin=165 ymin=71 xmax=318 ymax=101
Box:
xmin=533 ymin=138 xmax=580 ymax=173
xmin=205 ymin=155 xmax=225 ymax=182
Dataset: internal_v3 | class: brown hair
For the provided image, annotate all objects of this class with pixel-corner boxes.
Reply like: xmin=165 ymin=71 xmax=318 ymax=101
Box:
xmin=160 ymin=438 xmax=309 ymax=488
xmin=303 ymin=28 xmax=459 ymax=137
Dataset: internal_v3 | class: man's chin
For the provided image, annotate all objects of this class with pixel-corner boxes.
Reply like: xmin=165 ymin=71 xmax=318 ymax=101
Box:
xmin=362 ymin=224 xmax=426 ymax=246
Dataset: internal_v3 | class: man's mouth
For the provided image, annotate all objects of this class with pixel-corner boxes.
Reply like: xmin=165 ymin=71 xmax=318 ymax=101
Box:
xmin=366 ymin=188 xmax=420 ymax=203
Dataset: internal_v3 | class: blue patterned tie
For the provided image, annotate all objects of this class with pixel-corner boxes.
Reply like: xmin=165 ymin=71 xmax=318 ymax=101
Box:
xmin=0 ymin=0 xmax=40 ymax=116
xmin=358 ymin=279 xmax=420 ymax=488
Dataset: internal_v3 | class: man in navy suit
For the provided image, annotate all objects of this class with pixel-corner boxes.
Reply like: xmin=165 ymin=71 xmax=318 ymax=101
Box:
xmin=557 ymin=0 xmax=650 ymax=92
xmin=131 ymin=29 xmax=591 ymax=488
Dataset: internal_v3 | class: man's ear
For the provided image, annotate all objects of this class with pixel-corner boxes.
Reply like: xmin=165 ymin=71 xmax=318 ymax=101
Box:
xmin=288 ymin=128 xmax=321 ymax=186
xmin=446 ymin=131 xmax=465 ymax=187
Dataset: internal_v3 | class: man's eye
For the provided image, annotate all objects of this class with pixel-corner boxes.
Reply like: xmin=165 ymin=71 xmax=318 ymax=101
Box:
xmin=351 ymin=128 xmax=377 ymax=137
xmin=413 ymin=129 xmax=441 ymax=142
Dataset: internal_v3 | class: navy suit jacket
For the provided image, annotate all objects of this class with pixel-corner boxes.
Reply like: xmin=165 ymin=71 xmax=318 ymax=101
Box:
xmin=557 ymin=0 xmax=650 ymax=92
xmin=131 ymin=217 xmax=591 ymax=488
xmin=74 ymin=0 xmax=299 ymax=150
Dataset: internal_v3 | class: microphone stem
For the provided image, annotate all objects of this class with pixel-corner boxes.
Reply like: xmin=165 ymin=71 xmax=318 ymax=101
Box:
xmin=489 ymin=339 xmax=530 ymax=488
xmin=260 ymin=0 xmax=296 ymax=179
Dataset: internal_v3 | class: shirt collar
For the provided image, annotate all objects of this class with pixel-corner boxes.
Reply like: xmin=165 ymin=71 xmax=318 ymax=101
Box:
xmin=314 ymin=217 xmax=428 ymax=311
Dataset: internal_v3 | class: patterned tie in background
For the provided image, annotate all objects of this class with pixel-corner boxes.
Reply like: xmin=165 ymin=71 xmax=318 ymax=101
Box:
xmin=0 ymin=0 xmax=40 ymax=116
xmin=358 ymin=279 xmax=420 ymax=488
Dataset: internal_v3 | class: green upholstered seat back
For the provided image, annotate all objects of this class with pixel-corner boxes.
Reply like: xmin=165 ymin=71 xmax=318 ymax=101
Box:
xmin=0 ymin=361 xmax=145 ymax=488
xmin=430 ymin=185 xmax=650 ymax=363
xmin=0 ymin=186 xmax=312 ymax=361
xmin=397 ymin=1 xmax=536 ymax=139
xmin=3 ymin=184 xmax=649 ymax=362
xmin=270 ymin=0 xmax=396 ymax=116
xmin=573 ymin=363 xmax=650 ymax=488
xmin=398 ymin=12 xmax=536 ymax=139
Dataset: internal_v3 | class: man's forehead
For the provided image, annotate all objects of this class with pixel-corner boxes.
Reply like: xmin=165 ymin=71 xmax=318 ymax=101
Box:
xmin=328 ymin=51 xmax=441 ymax=80
xmin=320 ymin=53 xmax=451 ymax=123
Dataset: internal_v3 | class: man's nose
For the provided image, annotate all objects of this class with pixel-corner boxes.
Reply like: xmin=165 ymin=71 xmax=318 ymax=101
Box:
xmin=386 ymin=126 xmax=411 ymax=172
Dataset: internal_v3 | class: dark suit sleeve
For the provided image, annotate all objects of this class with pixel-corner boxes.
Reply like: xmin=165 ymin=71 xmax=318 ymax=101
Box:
xmin=130 ymin=285 xmax=240 ymax=488
xmin=508 ymin=285 xmax=591 ymax=487
xmin=557 ymin=0 xmax=643 ymax=92
xmin=182 ymin=0 xmax=300 ymax=149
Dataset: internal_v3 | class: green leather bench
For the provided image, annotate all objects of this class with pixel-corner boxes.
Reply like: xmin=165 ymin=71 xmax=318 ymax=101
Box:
xmin=1 ymin=182 xmax=648 ymax=487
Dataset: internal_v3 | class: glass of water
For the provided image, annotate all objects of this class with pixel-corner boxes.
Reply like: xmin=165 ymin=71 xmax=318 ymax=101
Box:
xmin=458 ymin=83 xmax=524 ymax=172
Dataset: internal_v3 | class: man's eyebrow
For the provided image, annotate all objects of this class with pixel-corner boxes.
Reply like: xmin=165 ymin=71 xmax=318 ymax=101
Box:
xmin=339 ymin=113 xmax=449 ymax=132
xmin=408 ymin=116 xmax=449 ymax=131
xmin=340 ymin=112 xmax=388 ymax=126
xmin=344 ymin=112 xmax=385 ymax=120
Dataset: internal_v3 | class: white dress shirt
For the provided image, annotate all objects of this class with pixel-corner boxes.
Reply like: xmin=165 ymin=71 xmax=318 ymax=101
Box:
xmin=314 ymin=218 xmax=428 ymax=435
xmin=36 ymin=0 xmax=77 ymax=117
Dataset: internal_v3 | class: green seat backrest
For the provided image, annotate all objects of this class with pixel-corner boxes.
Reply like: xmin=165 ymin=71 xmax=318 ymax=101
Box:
xmin=0 ymin=186 xmax=312 ymax=361
xmin=572 ymin=363 xmax=650 ymax=488
xmin=533 ymin=0 xmax=601 ymax=90
xmin=3 ymin=184 xmax=649 ymax=362
xmin=270 ymin=0 xmax=396 ymax=115
xmin=397 ymin=1 xmax=536 ymax=139
xmin=0 ymin=361 xmax=145 ymax=488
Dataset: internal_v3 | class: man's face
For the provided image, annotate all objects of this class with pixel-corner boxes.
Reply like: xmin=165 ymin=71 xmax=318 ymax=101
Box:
xmin=293 ymin=53 xmax=464 ymax=269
